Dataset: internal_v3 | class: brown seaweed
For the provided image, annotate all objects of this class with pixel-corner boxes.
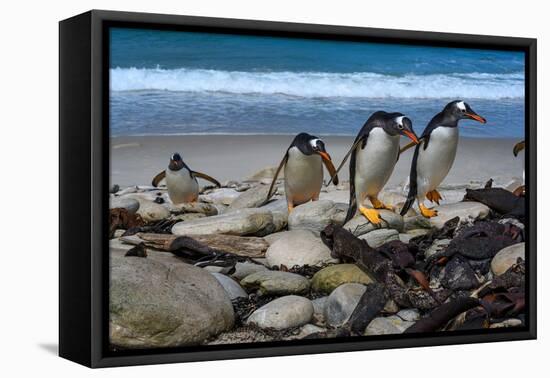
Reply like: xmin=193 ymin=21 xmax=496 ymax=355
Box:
xmin=404 ymin=297 xmax=481 ymax=333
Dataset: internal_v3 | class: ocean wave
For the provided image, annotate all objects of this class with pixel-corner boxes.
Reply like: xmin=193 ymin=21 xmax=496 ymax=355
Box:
xmin=110 ymin=67 xmax=524 ymax=99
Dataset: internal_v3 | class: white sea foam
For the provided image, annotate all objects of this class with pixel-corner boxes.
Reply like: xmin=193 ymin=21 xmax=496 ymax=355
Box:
xmin=110 ymin=67 xmax=524 ymax=99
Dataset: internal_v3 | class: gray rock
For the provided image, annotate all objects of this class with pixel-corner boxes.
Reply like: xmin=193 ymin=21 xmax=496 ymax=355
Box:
xmin=240 ymin=271 xmax=311 ymax=296
xmin=491 ymin=242 xmax=525 ymax=276
xmin=288 ymin=200 xmax=345 ymax=233
xmin=425 ymin=239 xmax=451 ymax=259
xmin=229 ymin=184 xmax=271 ymax=210
xmin=312 ymin=296 xmax=328 ymax=316
xmin=231 ymin=262 xmax=269 ymax=280
xmin=246 ymin=165 xmax=284 ymax=181
xmin=211 ymin=273 xmax=248 ymax=300
xmin=430 ymin=202 xmax=490 ymax=229
xmin=319 ymin=190 xmax=349 ymax=203
xmin=200 ymin=188 xmax=240 ymax=205
xmin=263 ymin=231 xmax=290 ymax=245
xmin=378 ymin=191 xmax=407 ymax=208
xmin=260 ymin=198 xmax=288 ymax=214
xmin=359 ymin=229 xmax=399 ymax=248
xmin=135 ymin=200 xmax=170 ymax=222
xmin=396 ymin=308 xmax=421 ymax=322
xmin=403 ymin=215 xmax=433 ymax=231
xmin=364 ymin=316 xmax=414 ymax=335
xmin=270 ymin=211 xmax=289 ymax=233
xmin=266 ymin=230 xmax=338 ymax=268
xmin=344 ymin=210 xmax=404 ymax=236
xmin=324 ymin=283 xmax=366 ymax=327
xmin=247 ymin=295 xmax=313 ymax=330
xmin=110 ymin=254 xmax=234 ymax=348
xmin=171 ymin=202 xmax=218 ymax=216
xmin=172 ymin=208 xmax=274 ymax=236
xmin=294 ymin=324 xmax=326 ymax=339
xmin=110 ymin=197 xmax=140 ymax=214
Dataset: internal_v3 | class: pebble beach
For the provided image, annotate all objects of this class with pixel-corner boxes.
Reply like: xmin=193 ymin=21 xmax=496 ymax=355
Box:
xmin=109 ymin=133 xmax=526 ymax=349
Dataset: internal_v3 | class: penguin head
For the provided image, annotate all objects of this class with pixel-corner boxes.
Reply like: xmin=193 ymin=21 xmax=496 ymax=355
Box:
xmin=168 ymin=152 xmax=186 ymax=171
xmin=292 ymin=132 xmax=332 ymax=160
xmin=445 ymin=100 xmax=487 ymax=124
xmin=383 ymin=113 xmax=419 ymax=144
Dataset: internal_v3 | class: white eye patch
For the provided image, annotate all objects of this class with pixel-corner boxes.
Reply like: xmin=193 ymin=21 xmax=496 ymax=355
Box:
xmin=456 ymin=101 xmax=466 ymax=111
xmin=394 ymin=116 xmax=405 ymax=126
xmin=309 ymin=138 xmax=321 ymax=148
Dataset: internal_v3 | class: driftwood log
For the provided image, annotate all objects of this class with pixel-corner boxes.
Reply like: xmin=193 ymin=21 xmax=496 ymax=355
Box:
xmin=120 ymin=232 xmax=268 ymax=258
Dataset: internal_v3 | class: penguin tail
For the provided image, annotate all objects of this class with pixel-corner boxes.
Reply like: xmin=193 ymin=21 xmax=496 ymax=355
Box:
xmin=344 ymin=151 xmax=358 ymax=224
xmin=400 ymin=195 xmax=415 ymax=216
xmin=344 ymin=195 xmax=357 ymax=224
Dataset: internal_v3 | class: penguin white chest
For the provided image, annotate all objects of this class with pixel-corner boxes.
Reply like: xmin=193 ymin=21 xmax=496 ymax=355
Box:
xmin=416 ymin=126 xmax=459 ymax=196
xmin=284 ymin=147 xmax=323 ymax=205
xmin=355 ymin=128 xmax=400 ymax=198
xmin=165 ymin=168 xmax=199 ymax=204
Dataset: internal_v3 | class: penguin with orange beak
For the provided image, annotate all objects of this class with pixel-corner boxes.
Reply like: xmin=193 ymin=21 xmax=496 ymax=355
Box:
xmin=401 ymin=100 xmax=486 ymax=218
xmin=264 ymin=132 xmax=339 ymax=212
xmin=338 ymin=111 xmax=419 ymax=224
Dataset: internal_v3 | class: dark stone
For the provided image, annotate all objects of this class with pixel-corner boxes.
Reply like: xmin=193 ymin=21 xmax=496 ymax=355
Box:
xmin=441 ymin=256 xmax=479 ymax=290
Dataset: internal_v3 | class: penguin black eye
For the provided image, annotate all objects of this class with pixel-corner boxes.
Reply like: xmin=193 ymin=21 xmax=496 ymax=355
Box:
xmin=397 ymin=124 xmax=404 ymax=130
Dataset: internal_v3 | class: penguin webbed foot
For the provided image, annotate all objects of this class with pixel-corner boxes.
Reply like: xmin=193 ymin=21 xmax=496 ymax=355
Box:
xmin=419 ymin=203 xmax=438 ymax=218
xmin=359 ymin=206 xmax=382 ymax=225
xmin=369 ymin=196 xmax=394 ymax=211
xmin=426 ymin=190 xmax=442 ymax=205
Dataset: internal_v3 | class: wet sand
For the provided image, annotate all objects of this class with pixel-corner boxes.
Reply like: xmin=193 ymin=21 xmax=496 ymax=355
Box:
xmin=110 ymin=135 xmax=523 ymax=188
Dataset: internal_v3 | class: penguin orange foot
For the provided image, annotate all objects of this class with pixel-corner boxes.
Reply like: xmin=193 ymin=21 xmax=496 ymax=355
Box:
xmin=426 ymin=190 xmax=442 ymax=205
xmin=369 ymin=196 xmax=394 ymax=211
xmin=419 ymin=203 xmax=438 ymax=218
xmin=359 ymin=206 xmax=382 ymax=225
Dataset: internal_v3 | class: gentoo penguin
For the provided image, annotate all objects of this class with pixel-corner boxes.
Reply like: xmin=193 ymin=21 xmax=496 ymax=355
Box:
xmin=513 ymin=140 xmax=525 ymax=196
xmin=152 ymin=153 xmax=221 ymax=204
xmin=400 ymin=100 xmax=486 ymax=218
xmin=337 ymin=111 xmax=419 ymax=224
xmin=264 ymin=133 xmax=339 ymax=212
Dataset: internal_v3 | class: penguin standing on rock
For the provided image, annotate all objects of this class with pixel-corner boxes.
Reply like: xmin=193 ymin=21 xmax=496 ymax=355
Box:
xmin=336 ymin=111 xmax=419 ymax=224
xmin=152 ymin=153 xmax=221 ymax=204
xmin=264 ymin=132 xmax=339 ymax=212
xmin=400 ymin=100 xmax=486 ymax=218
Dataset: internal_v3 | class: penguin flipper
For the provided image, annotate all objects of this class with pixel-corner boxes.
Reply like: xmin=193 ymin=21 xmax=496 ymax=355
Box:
xmin=327 ymin=136 xmax=365 ymax=186
xmin=263 ymin=153 xmax=288 ymax=205
xmin=513 ymin=140 xmax=525 ymax=157
xmin=152 ymin=170 xmax=166 ymax=187
xmin=192 ymin=171 xmax=221 ymax=187
xmin=398 ymin=138 xmax=423 ymax=161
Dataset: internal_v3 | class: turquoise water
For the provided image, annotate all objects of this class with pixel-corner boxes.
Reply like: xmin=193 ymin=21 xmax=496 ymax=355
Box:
xmin=109 ymin=28 xmax=525 ymax=138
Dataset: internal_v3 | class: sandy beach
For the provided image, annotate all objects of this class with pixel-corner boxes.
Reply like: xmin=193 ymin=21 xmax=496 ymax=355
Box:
xmin=110 ymin=134 xmax=523 ymax=188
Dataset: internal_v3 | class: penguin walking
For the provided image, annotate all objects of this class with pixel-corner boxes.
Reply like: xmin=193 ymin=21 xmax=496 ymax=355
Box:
xmin=336 ymin=111 xmax=419 ymax=224
xmin=152 ymin=153 xmax=221 ymax=204
xmin=400 ymin=100 xmax=486 ymax=218
xmin=264 ymin=133 xmax=339 ymax=212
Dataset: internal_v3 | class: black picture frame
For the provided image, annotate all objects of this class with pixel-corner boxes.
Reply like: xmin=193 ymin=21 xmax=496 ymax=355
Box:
xmin=59 ymin=9 xmax=537 ymax=368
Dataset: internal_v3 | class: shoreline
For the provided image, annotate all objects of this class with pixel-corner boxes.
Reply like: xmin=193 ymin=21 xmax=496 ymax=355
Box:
xmin=110 ymin=134 xmax=523 ymax=188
